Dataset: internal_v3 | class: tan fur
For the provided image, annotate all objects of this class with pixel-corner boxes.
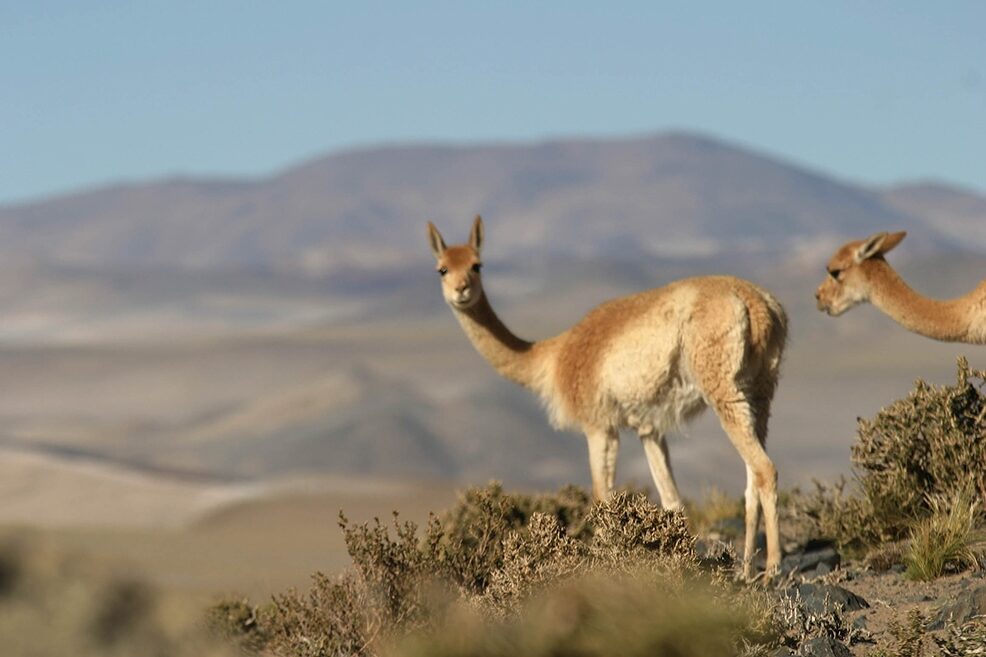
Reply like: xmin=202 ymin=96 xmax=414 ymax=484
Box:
xmin=816 ymin=231 xmax=986 ymax=344
xmin=428 ymin=216 xmax=788 ymax=578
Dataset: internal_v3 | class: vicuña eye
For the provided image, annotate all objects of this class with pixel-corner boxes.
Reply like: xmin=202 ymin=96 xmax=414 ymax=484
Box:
xmin=472 ymin=263 xmax=482 ymax=273
xmin=438 ymin=266 xmax=448 ymax=276
xmin=828 ymin=269 xmax=841 ymax=281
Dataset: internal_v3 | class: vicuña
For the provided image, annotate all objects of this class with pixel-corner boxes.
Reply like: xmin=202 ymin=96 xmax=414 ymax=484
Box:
xmin=815 ymin=231 xmax=986 ymax=345
xmin=427 ymin=215 xmax=788 ymax=578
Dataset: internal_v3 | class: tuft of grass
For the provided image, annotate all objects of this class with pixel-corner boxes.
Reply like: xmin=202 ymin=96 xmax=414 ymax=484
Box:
xmin=904 ymin=488 xmax=980 ymax=581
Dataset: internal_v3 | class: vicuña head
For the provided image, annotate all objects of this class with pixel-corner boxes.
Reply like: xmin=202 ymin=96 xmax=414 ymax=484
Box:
xmin=427 ymin=216 xmax=485 ymax=310
xmin=816 ymin=231 xmax=986 ymax=344
xmin=427 ymin=215 xmax=789 ymax=579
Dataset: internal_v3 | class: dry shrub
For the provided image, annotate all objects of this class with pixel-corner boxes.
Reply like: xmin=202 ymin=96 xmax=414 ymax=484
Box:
xmin=206 ymin=597 xmax=269 ymax=654
xmin=792 ymin=358 xmax=986 ymax=553
xmin=933 ymin=619 xmax=986 ymax=656
xmin=484 ymin=491 xmax=696 ymax=616
xmin=213 ymin=484 xmax=773 ymax=657
xmin=854 ymin=358 xmax=985 ymax=537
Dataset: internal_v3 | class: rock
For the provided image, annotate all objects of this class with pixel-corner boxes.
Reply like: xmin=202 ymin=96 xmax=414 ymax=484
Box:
xmin=813 ymin=562 xmax=832 ymax=577
xmin=781 ymin=546 xmax=841 ymax=576
xmin=785 ymin=583 xmax=869 ymax=615
xmin=771 ymin=648 xmax=796 ymax=657
xmin=798 ymin=636 xmax=851 ymax=657
xmin=931 ymin=583 xmax=986 ymax=629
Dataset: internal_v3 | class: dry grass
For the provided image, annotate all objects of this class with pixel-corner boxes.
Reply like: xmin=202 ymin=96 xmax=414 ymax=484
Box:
xmin=904 ymin=488 xmax=980 ymax=581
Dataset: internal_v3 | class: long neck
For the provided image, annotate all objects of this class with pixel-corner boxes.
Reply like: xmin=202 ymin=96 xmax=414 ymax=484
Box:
xmin=866 ymin=259 xmax=984 ymax=343
xmin=452 ymin=293 xmax=545 ymax=389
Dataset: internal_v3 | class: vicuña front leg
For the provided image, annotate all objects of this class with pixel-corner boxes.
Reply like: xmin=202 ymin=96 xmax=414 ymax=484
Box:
xmin=639 ymin=431 xmax=683 ymax=510
xmin=585 ymin=427 xmax=619 ymax=500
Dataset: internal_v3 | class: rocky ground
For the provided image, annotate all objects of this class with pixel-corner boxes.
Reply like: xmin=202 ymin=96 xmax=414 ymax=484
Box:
xmin=736 ymin=538 xmax=986 ymax=656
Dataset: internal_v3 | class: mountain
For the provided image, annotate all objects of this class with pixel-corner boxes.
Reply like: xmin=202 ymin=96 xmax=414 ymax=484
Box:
xmin=881 ymin=182 xmax=986 ymax=253
xmin=1 ymin=132 xmax=980 ymax=273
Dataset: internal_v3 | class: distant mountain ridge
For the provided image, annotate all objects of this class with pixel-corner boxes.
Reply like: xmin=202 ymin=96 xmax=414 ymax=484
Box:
xmin=1 ymin=132 xmax=983 ymax=271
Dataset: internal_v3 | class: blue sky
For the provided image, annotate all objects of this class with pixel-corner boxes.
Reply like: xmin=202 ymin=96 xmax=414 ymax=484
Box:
xmin=1 ymin=2 xmax=983 ymax=204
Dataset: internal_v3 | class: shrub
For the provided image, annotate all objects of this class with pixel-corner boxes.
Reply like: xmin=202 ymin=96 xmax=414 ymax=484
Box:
xmin=213 ymin=484 xmax=767 ymax=657
xmin=853 ymin=357 xmax=986 ymax=539
xmin=206 ymin=597 xmax=269 ymax=654
xmin=792 ymin=358 xmax=986 ymax=552
xmin=483 ymin=491 xmax=695 ymax=616
xmin=425 ymin=482 xmax=593 ymax=593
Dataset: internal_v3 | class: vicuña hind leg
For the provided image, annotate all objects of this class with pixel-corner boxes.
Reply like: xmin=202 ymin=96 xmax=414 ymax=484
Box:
xmin=585 ymin=427 xmax=619 ymax=500
xmin=715 ymin=402 xmax=779 ymax=579
xmin=639 ymin=431 xmax=683 ymax=510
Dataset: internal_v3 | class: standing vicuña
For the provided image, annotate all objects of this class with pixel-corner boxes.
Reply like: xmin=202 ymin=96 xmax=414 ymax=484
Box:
xmin=815 ymin=231 xmax=986 ymax=345
xmin=427 ymin=216 xmax=788 ymax=578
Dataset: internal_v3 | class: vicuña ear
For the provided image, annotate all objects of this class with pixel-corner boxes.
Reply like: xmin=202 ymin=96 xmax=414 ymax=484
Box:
xmin=856 ymin=230 xmax=907 ymax=262
xmin=879 ymin=230 xmax=907 ymax=255
xmin=469 ymin=215 xmax=484 ymax=253
xmin=426 ymin=222 xmax=447 ymax=260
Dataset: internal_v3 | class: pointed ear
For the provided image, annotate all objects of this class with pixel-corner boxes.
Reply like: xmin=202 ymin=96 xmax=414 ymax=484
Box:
xmin=856 ymin=232 xmax=887 ymax=262
xmin=469 ymin=215 xmax=484 ymax=254
xmin=856 ymin=231 xmax=907 ymax=262
xmin=426 ymin=222 xmax=447 ymax=260
xmin=880 ymin=230 xmax=907 ymax=255
xmin=856 ymin=230 xmax=907 ymax=262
